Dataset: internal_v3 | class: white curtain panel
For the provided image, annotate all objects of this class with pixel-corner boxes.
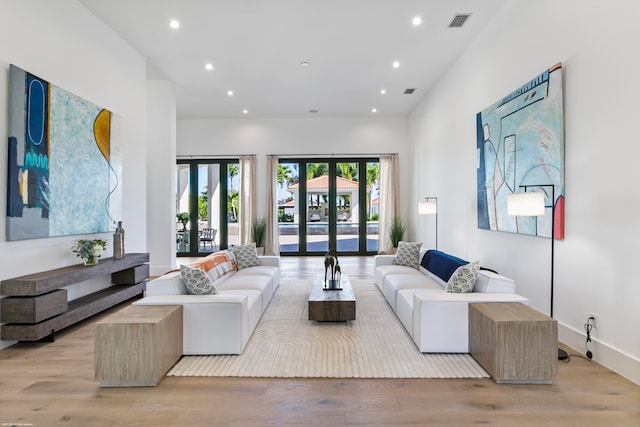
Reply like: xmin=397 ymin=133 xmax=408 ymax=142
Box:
xmin=238 ymin=155 xmax=256 ymax=245
xmin=265 ymin=155 xmax=280 ymax=255
xmin=378 ymin=154 xmax=400 ymax=254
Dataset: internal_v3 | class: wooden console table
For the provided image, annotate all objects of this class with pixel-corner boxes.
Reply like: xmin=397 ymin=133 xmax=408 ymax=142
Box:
xmin=469 ymin=302 xmax=557 ymax=384
xmin=1 ymin=253 xmax=149 ymax=342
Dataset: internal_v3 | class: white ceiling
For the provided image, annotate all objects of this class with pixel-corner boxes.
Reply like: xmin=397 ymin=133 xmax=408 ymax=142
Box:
xmin=80 ymin=0 xmax=506 ymax=119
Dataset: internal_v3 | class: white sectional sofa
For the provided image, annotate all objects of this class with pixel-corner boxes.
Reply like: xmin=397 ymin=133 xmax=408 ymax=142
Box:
xmin=375 ymin=249 xmax=529 ymax=353
xmin=134 ymin=253 xmax=279 ymax=355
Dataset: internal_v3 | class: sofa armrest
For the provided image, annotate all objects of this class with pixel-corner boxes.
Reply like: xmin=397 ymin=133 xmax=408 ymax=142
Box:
xmin=145 ymin=271 xmax=186 ymax=296
xmin=374 ymin=255 xmax=396 ymax=268
xmin=475 ymin=270 xmax=515 ymax=293
xmin=134 ymin=294 xmax=250 ymax=355
xmin=412 ymin=292 xmax=529 ymax=353
xmin=258 ymin=255 xmax=280 ymax=269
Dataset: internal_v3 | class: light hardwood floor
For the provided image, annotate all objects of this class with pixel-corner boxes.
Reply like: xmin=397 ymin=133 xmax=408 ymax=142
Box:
xmin=0 ymin=257 xmax=638 ymax=426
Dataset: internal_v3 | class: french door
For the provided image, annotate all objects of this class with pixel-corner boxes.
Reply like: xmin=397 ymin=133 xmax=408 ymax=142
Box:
xmin=277 ymin=158 xmax=379 ymax=256
xmin=176 ymin=159 xmax=239 ymax=257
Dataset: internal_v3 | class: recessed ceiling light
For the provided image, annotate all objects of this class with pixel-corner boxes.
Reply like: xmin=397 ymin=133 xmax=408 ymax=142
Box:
xmin=227 ymin=90 xmax=234 ymax=97
xmin=392 ymin=60 xmax=400 ymax=69
xmin=243 ymin=109 xmax=248 ymax=114
xmin=205 ymin=63 xmax=213 ymax=71
xmin=300 ymin=61 xmax=309 ymax=67
xmin=371 ymin=108 xmax=377 ymax=113
xmin=380 ymin=89 xmax=387 ymax=95
xmin=412 ymin=16 xmax=422 ymax=26
xmin=169 ymin=19 xmax=180 ymax=29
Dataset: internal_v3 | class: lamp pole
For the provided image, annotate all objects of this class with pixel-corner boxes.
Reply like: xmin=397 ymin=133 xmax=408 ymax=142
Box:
xmin=519 ymin=184 xmax=555 ymax=317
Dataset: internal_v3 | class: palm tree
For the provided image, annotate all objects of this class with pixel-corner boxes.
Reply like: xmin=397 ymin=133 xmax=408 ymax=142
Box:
xmin=336 ymin=162 xmax=358 ymax=181
xmin=306 ymin=163 xmax=328 ymax=180
xmin=228 ymin=164 xmax=239 ymax=191
xmin=278 ymin=164 xmax=292 ymax=187
xmin=366 ymin=162 xmax=379 ymax=220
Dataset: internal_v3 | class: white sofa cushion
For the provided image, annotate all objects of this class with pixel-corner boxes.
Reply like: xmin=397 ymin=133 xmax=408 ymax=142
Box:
xmin=383 ymin=273 xmax=441 ymax=310
xmin=217 ymin=275 xmax=272 ymax=310
xmin=375 ymin=264 xmax=421 ymax=291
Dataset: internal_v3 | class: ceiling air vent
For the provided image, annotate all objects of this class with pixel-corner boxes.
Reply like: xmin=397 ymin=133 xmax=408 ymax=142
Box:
xmin=449 ymin=14 xmax=471 ymax=28
xmin=404 ymin=88 xmax=416 ymax=95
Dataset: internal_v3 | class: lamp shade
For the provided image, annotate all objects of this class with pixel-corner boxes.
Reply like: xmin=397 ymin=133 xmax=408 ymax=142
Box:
xmin=418 ymin=200 xmax=437 ymax=215
xmin=507 ymin=191 xmax=545 ymax=216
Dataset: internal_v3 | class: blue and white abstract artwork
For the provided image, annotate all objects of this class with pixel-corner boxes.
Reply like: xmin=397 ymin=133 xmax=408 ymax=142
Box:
xmin=6 ymin=64 xmax=122 ymax=240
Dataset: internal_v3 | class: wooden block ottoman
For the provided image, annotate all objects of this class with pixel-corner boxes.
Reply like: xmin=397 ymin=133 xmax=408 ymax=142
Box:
xmin=95 ymin=304 xmax=182 ymax=387
xmin=469 ymin=302 xmax=557 ymax=384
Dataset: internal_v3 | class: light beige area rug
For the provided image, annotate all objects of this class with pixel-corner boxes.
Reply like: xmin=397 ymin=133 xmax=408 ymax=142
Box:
xmin=167 ymin=279 xmax=489 ymax=379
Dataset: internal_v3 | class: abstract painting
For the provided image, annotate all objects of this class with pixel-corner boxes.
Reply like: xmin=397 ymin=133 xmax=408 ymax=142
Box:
xmin=7 ymin=64 xmax=122 ymax=240
xmin=476 ymin=63 xmax=564 ymax=239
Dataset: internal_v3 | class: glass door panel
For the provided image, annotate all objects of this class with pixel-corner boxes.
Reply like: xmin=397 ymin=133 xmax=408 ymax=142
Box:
xmin=176 ymin=163 xmax=191 ymax=255
xmin=306 ymin=162 xmax=329 ymax=253
xmin=366 ymin=161 xmax=379 ymax=252
xmin=278 ymin=162 xmax=299 ymax=253
xmin=335 ymin=162 xmax=359 ymax=253
xmin=197 ymin=163 xmax=220 ymax=253
xmin=227 ymin=163 xmax=239 ymax=247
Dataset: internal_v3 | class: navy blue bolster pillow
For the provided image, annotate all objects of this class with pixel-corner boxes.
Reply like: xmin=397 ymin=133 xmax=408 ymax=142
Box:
xmin=420 ymin=250 xmax=468 ymax=282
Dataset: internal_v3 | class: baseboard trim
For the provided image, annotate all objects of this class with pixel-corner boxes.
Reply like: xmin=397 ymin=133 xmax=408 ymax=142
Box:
xmin=559 ymin=322 xmax=640 ymax=385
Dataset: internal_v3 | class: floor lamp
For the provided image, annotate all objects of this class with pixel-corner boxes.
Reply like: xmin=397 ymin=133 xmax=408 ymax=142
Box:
xmin=507 ymin=185 xmax=568 ymax=361
xmin=418 ymin=197 xmax=438 ymax=250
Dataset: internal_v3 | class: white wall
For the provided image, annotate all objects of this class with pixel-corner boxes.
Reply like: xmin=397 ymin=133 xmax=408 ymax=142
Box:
xmin=409 ymin=0 xmax=640 ymax=384
xmin=178 ymin=116 xmax=409 ymax=216
xmin=0 ymin=1 xmax=147 ymax=349
xmin=147 ymin=117 xmax=411 ymax=265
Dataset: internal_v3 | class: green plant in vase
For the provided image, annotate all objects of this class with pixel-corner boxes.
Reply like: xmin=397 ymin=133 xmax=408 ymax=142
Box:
xmin=176 ymin=212 xmax=190 ymax=231
xmin=72 ymin=239 xmax=107 ymax=265
xmin=251 ymin=218 xmax=267 ymax=255
xmin=389 ymin=217 xmax=406 ymax=253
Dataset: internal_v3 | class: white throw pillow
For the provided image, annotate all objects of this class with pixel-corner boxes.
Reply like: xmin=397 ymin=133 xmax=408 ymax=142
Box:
xmin=446 ymin=261 xmax=480 ymax=293
xmin=393 ymin=241 xmax=422 ymax=269
xmin=180 ymin=264 xmax=217 ymax=295
xmin=233 ymin=243 xmax=261 ymax=270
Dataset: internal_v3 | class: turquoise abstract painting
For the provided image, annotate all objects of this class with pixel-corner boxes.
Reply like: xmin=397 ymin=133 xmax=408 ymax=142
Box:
xmin=7 ymin=65 xmax=122 ymax=240
xmin=476 ymin=63 xmax=565 ymax=240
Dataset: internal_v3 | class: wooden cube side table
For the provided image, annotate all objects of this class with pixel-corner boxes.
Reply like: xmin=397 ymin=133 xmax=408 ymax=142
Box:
xmin=95 ymin=305 xmax=182 ymax=387
xmin=469 ymin=302 xmax=557 ymax=384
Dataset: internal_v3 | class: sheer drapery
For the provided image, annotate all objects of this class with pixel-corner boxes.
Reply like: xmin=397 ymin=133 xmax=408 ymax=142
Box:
xmin=238 ymin=155 xmax=256 ymax=245
xmin=265 ymin=155 xmax=280 ymax=255
xmin=377 ymin=154 xmax=400 ymax=254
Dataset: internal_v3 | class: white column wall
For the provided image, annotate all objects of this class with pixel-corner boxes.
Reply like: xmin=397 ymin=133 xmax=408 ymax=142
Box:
xmin=409 ymin=0 xmax=640 ymax=384
xmin=0 ymin=1 xmax=147 ymax=349
xmin=146 ymin=80 xmax=177 ymax=275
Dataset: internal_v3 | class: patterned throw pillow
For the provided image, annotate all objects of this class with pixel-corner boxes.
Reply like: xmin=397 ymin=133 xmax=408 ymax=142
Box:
xmin=446 ymin=261 xmax=480 ymax=293
xmin=190 ymin=251 xmax=237 ymax=282
xmin=180 ymin=264 xmax=217 ymax=295
xmin=233 ymin=243 xmax=261 ymax=270
xmin=393 ymin=241 xmax=422 ymax=269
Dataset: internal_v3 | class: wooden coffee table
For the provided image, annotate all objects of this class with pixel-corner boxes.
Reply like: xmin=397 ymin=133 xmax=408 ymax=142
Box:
xmin=308 ymin=276 xmax=356 ymax=321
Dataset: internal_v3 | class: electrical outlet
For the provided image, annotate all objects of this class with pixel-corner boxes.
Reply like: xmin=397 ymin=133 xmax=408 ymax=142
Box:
xmin=589 ymin=313 xmax=598 ymax=329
